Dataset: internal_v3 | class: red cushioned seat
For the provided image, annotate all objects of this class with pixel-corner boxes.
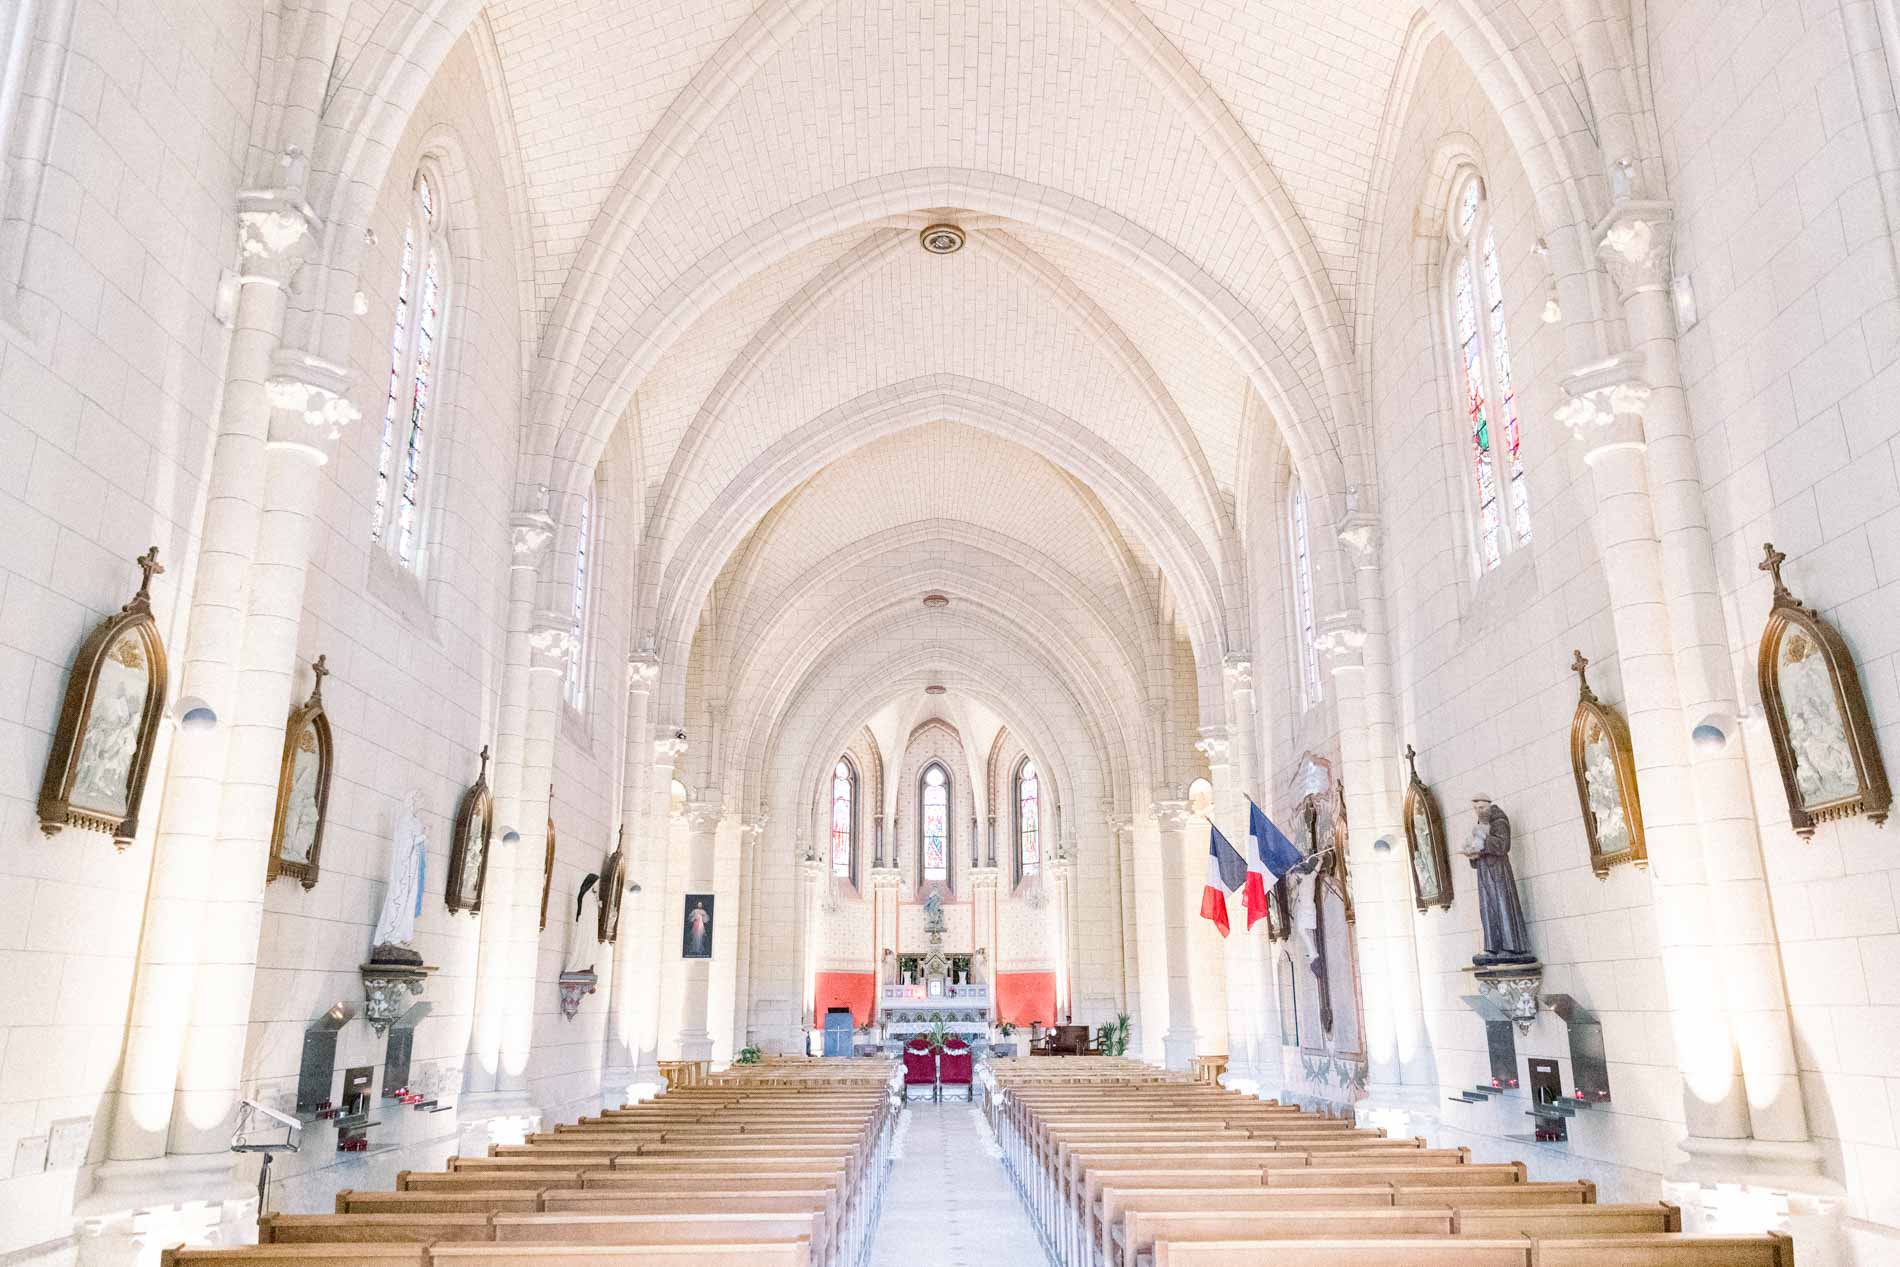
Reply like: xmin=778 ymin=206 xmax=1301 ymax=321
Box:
xmin=902 ymin=1043 xmax=938 ymax=1101
xmin=938 ymin=1041 xmax=974 ymax=1101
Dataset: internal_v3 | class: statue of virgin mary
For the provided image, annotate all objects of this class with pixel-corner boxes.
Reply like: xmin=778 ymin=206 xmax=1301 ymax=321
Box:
xmin=370 ymin=790 xmax=427 ymax=964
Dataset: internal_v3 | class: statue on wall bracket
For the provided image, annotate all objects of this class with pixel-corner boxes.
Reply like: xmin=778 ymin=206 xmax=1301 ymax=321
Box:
xmin=1569 ymin=650 xmax=1648 ymax=878
xmin=1757 ymin=543 xmax=1890 ymax=837
xmin=1461 ymin=795 xmax=1534 ymax=966
xmin=1400 ymin=744 xmax=1453 ymax=911
xmin=267 ymin=655 xmax=333 ymax=889
xmin=38 ymin=548 xmax=168 ymax=848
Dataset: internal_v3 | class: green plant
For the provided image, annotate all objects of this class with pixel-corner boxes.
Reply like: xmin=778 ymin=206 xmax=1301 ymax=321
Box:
xmin=998 ymin=1020 xmax=1016 ymax=1037
xmin=735 ymin=1044 xmax=763 ymax=1065
xmin=1097 ymin=1013 xmax=1132 ymax=1057
xmin=924 ymin=1019 xmax=952 ymax=1049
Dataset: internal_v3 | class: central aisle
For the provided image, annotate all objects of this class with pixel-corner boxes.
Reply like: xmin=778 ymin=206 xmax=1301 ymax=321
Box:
xmin=868 ymin=1100 xmax=1051 ymax=1266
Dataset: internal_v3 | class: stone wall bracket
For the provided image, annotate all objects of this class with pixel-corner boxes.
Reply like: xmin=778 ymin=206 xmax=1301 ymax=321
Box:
xmin=359 ymin=960 xmax=436 ymax=1036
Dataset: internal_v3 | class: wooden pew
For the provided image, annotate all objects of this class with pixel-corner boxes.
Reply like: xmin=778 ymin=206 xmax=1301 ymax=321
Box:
xmin=1150 ymin=1233 xmax=1794 ymax=1267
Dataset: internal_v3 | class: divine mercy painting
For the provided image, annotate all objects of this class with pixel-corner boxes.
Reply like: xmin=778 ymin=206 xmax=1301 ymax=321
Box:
xmin=682 ymin=893 xmax=715 ymax=959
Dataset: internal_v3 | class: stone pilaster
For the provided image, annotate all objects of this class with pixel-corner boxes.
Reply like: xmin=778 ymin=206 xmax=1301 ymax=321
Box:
xmin=1152 ymin=799 xmax=1197 ymax=1071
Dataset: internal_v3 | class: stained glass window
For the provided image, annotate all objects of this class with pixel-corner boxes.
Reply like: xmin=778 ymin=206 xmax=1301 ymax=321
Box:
xmin=564 ymin=481 xmax=594 ymax=709
xmin=831 ymin=758 xmax=856 ymax=878
xmin=921 ymin=764 xmax=949 ymax=883
xmin=371 ymin=169 xmax=450 ymax=570
xmin=1447 ymin=172 xmax=1531 ymax=571
xmin=1290 ymin=480 xmax=1320 ymax=705
xmin=1016 ymin=758 xmax=1040 ymax=882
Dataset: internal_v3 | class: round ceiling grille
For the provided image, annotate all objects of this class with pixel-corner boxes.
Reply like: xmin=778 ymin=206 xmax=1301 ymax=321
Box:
xmin=922 ymin=593 xmax=950 ymax=607
xmin=919 ymin=224 xmax=966 ymax=255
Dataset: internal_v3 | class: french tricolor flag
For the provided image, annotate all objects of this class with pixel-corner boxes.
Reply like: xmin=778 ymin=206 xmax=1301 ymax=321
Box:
xmin=1199 ymin=822 xmax=1248 ymax=938
xmin=1245 ymin=798 xmax=1304 ymax=929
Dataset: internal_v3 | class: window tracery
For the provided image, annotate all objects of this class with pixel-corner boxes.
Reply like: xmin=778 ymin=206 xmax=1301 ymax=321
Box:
xmin=831 ymin=756 xmax=857 ymax=883
xmin=1447 ymin=171 xmax=1530 ymax=571
xmin=371 ymin=168 xmax=449 ymax=570
xmin=1015 ymin=757 xmax=1041 ymax=884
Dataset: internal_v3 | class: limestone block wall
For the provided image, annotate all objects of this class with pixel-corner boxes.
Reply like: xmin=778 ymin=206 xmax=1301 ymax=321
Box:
xmin=0 ymin=0 xmax=258 ymax=1250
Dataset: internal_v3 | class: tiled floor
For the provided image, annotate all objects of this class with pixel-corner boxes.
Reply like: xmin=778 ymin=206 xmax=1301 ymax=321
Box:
xmin=867 ymin=1099 xmax=1051 ymax=1266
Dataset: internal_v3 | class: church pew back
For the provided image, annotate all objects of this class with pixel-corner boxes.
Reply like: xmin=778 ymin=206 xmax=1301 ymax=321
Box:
xmin=431 ymin=1244 xmax=810 ymax=1267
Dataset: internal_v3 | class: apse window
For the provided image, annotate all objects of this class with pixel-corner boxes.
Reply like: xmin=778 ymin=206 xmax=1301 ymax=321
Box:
xmin=831 ymin=756 xmax=858 ymax=885
xmin=1015 ymin=757 xmax=1041 ymax=885
xmin=920 ymin=763 xmax=950 ymax=884
xmin=564 ymin=478 xmax=599 ymax=710
xmin=1446 ymin=170 xmax=1531 ymax=571
xmin=371 ymin=166 xmax=451 ymax=570
xmin=1289 ymin=480 xmax=1321 ymax=707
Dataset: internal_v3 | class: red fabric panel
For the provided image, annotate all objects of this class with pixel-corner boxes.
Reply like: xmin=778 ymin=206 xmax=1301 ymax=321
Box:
xmin=994 ymin=971 xmax=1057 ymax=1027
xmin=814 ymin=971 xmax=876 ymax=1026
xmin=939 ymin=1049 xmax=974 ymax=1085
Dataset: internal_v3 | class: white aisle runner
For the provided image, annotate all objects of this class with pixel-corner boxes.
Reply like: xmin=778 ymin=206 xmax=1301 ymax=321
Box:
xmin=867 ymin=1101 xmax=1051 ymax=1266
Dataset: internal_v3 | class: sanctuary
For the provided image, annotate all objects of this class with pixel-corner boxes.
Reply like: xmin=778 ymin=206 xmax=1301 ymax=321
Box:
xmin=0 ymin=0 xmax=1898 ymax=1265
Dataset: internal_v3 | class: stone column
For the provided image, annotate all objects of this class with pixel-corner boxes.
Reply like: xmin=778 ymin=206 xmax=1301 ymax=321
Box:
xmin=1598 ymin=203 xmax=1817 ymax=1172
xmin=630 ymin=735 xmax=685 ymax=1084
xmin=792 ymin=843 xmax=824 ymax=1041
xmin=968 ymin=864 xmax=1000 ymax=1022
xmin=986 ymin=813 xmax=999 ymax=868
xmin=674 ymin=802 xmax=725 ymax=1061
xmin=872 ymin=811 xmax=887 ymax=868
xmin=1152 ymin=799 xmax=1197 ymax=1070
xmin=599 ymin=653 xmax=659 ymax=1102
xmin=870 ymin=865 xmax=901 ymax=1024
xmin=731 ymin=815 xmax=765 ymax=1051
xmin=1047 ymin=848 xmax=1077 ymax=1021
xmin=1199 ymin=724 xmax=1263 ymax=1091
xmin=1108 ymin=810 xmax=1141 ymax=1049
xmin=466 ymin=511 xmax=555 ymax=1101
xmin=107 ymin=193 xmax=319 ymax=1172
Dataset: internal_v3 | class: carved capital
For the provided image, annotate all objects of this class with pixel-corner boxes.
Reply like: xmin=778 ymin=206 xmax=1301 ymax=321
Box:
xmin=627 ymin=652 xmax=660 ymax=693
xmin=236 ymin=163 xmax=318 ymax=267
xmin=653 ymin=735 xmax=688 ymax=765
xmin=1556 ymin=353 xmax=1651 ymax=456
xmin=528 ymin=612 xmax=577 ymax=671
xmin=1337 ymin=511 xmax=1379 ymax=562
xmin=739 ymin=814 xmax=767 ymax=844
xmin=1222 ymin=654 xmax=1254 ymax=695
xmin=1315 ymin=613 xmax=1368 ymax=671
xmin=1194 ymin=728 xmax=1232 ymax=768
xmin=265 ymin=349 xmax=359 ymax=439
xmin=510 ymin=512 xmax=556 ymax=568
xmin=1595 ymin=200 xmax=1675 ymax=296
xmin=684 ymin=801 xmax=724 ymax=834
xmin=1151 ymin=799 xmax=1192 ymax=832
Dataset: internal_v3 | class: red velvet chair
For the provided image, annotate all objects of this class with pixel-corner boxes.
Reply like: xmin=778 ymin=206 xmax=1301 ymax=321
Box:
xmin=938 ymin=1040 xmax=974 ymax=1101
xmin=902 ymin=1040 xmax=938 ymax=1102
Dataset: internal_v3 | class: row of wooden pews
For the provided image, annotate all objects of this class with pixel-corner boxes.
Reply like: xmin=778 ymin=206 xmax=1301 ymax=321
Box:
xmin=163 ymin=1065 xmax=899 ymax=1267
xmin=985 ymin=1062 xmax=1794 ymax=1267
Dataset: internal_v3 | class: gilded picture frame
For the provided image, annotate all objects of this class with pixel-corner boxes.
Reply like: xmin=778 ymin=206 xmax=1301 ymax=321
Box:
xmin=38 ymin=548 xmax=169 ymax=849
xmin=540 ymin=786 xmax=557 ymax=931
xmin=266 ymin=656 xmax=333 ymax=889
xmin=597 ymin=826 xmax=627 ymax=944
xmin=1400 ymin=744 xmax=1453 ymax=911
xmin=1569 ymin=651 xmax=1647 ymax=877
xmin=1756 ymin=544 xmax=1890 ymax=837
xmin=446 ymin=745 xmax=494 ymax=914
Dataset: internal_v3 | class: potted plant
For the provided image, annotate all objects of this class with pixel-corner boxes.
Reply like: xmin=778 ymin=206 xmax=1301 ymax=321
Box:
xmin=735 ymin=1044 xmax=763 ymax=1065
xmin=993 ymin=1019 xmax=1017 ymax=1058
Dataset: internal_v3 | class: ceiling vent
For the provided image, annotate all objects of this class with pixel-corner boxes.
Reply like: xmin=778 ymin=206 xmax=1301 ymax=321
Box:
xmin=919 ymin=224 xmax=966 ymax=255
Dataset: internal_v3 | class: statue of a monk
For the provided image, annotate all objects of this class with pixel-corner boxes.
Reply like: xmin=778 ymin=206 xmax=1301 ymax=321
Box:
xmin=1462 ymin=795 xmax=1534 ymax=965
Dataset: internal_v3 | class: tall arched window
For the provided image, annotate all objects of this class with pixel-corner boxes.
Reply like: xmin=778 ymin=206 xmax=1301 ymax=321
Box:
xmin=831 ymin=757 xmax=857 ymax=883
xmin=371 ymin=166 xmax=450 ymax=569
xmin=1447 ymin=171 xmax=1530 ymax=571
xmin=564 ymin=478 xmax=598 ymax=710
xmin=1289 ymin=480 xmax=1321 ymax=706
xmin=919 ymin=763 xmax=950 ymax=886
xmin=1015 ymin=757 xmax=1041 ymax=885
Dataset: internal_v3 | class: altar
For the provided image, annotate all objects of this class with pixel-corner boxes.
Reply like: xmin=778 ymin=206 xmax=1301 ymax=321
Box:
xmin=876 ymin=892 xmax=993 ymax=1044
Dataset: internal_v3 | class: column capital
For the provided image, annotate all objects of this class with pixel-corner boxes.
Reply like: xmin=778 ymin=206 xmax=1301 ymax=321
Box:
xmin=684 ymin=801 xmax=724 ymax=834
xmin=1337 ymin=511 xmax=1379 ymax=562
xmin=265 ymin=348 xmax=359 ymax=440
xmin=236 ymin=158 xmax=319 ymax=266
xmin=737 ymin=814 xmax=767 ymax=844
xmin=528 ymin=610 xmax=577 ymax=672
xmin=1315 ymin=612 xmax=1368 ymax=672
xmin=1555 ymin=352 xmax=1651 ymax=459
xmin=627 ymin=651 xmax=660 ymax=692
xmin=1151 ymin=799 xmax=1191 ymax=831
xmin=1221 ymin=654 xmax=1254 ymax=694
xmin=1194 ymin=727 xmax=1232 ymax=767
xmin=1594 ymin=199 xmax=1675 ymax=296
xmin=511 ymin=512 xmax=557 ymax=569
xmin=653 ymin=734 xmax=688 ymax=766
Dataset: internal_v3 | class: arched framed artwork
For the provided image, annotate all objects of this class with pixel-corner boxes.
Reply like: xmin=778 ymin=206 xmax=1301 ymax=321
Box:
xmin=267 ymin=656 xmax=334 ymax=889
xmin=540 ymin=785 xmax=557 ymax=931
xmin=446 ymin=745 xmax=494 ymax=913
xmin=38 ymin=548 xmax=168 ymax=849
xmin=1757 ymin=544 xmax=1890 ymax=836
xmin=1400 ymin=744 xmax=1452 ymax=911
xmin=1569 ymin=651 xmax=1647 ymax=878
xmin=598 ymin=826 xmax=627 ymax=943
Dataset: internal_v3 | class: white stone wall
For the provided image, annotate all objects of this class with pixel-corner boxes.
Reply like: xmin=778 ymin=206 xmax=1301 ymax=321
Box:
xmin=0 ymin=0 xmax=258 ymax=1248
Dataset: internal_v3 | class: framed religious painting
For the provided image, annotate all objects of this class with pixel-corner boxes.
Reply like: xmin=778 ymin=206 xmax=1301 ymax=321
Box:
xmin=681 ymin=893 xmax=714 ymax=959
xmin=1569 ymin=650 xmax=1647 ymax=877
xmin=1400 ymin=744 xmax=1453 ymax=911
xmin=540 ymin=786 xmax=557 ymax=931
xmin=266 ymin=656 xmax=334 ymax=889
xmin=597 ymin=826 xmax=627 ymax=943
xmin=39 ymin=548 xmax=169 ymax=849
xmin=1756 ymin=544 xmax=1891 ymax=836
xmin=445 ymin=745 xmax=494 ymax=914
